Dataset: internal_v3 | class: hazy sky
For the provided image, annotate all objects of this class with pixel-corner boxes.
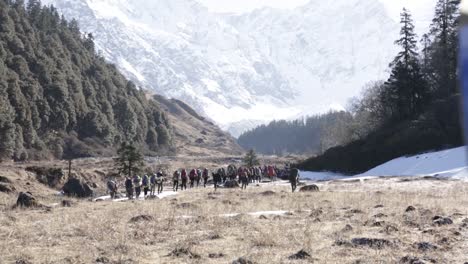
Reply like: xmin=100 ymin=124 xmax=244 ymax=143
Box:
xmin=197 ymin=0 xmax=310 ymax=13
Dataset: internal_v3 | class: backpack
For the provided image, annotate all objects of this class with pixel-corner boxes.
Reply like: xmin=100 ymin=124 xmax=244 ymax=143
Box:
xmin=150 ymin=175 xmax=157 ymax=185
xmin=142 ymin=175 xmax=149 ymax=186
xmin=133 ymin=176 xmax=140 ymax=184
xmin=289 ymin=168 xmax=299 ymax=181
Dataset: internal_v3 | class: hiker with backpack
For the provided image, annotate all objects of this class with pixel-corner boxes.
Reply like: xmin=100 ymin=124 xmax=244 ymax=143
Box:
xmin=125 ymin=176 xmax=133 ymax=199
xmin=133 ymin=175 xmax=142 ymax=199
xmin=289 ymin=168 xmax=300 ymax=192
xmin=150 ymin=173 xmax=157 ymax=196
xmin=107 ymin=179 xmax=118 ymax=199
xmin=142 ymin=174 xmax=150 ymax=197
xmin=213 ymin=169 xmax=222 ymax=191
xmin=202 ymin=168 xmax=209 ymax=187
xmin=195 ymin=169 xmax=201 ymax=187
xmin=181 ymin=169 xmax=188 ymax=190
xmin=156 ymin=170 xmax=164 ymax=194
xmin=239 ymin=168 xmax=249 ymax=190
xmin=173 ymin=170 xmax=181 ymax=192
xmin=189 ymin=169 xmax=197 ymax=188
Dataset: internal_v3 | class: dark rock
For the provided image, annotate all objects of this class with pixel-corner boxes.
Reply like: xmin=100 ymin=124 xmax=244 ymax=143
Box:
xmin=260 ymin=190 xmax=276 ymax=196
xmin=15 ymin=259 xmax=33 ymax=264
xmin=62 ymin=178 xmax=93 ymax=198
xmin=26 ymin=166 xmax=64 ymax=188
xmin=169 ymin=247 xmax=200 ymax=259
xmin=433 ymin=216 xmax=453 ymax=226
xmin=351 ymin=238 xmax=392 ymax=249
xmin=349 ymin=209 xmax=364 ymax=214
xmin=129 ymin=215 xmax=154 ymax=223
xmin=309 ymin=208 xmax=323 ymax=217
xmin=333 ymin=239 xmax=353 ymax=247
xmin=0 ymin=183 xmax=14 ymax=193
xmin=61 ymin=200 xmax=73 ymax=207
xmin=177 ymin=202 xmax=197 ymax=209
xmin=232 ymin=257 xmax=253 ymax=264
xmin=16 ymin=192 xmax=41 ymax=208
xmin=374 ymin=213 xmax=388 ymax=218
xmin=224 ymin=180 xmax=240 ymax=188
xmin=374 ymin=204 xmax=384 ymax=208
xmin=259 ymin=215 xmax=268 ymax=220
xmin=96 ymin=256 xmax=110 ymax=263
xmin=288 ymin=249 xmax=311 ymax=260
xmin=299 ymin=185 xmax=319 ymax=192
xmin=415 ymin=242 xmax=437 ymax=252
xmin=195 ymin=138 xmax=204 ymax=144
xmin=0 ymin=176 xmax=12 ymax=183
xmin=405 ymin=206 xmax=416 ymax=213
xmin=399 ymin=256 xmax=425 ymax=264
xmin=208 ymin=253 xmax=224 ymax=259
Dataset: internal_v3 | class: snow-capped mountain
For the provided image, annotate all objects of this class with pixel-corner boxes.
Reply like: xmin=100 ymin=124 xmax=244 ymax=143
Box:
xmin=41 ymin=0 xmax=434 ymax=136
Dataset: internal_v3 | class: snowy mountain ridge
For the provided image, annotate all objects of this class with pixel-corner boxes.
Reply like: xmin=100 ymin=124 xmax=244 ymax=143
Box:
xmin=42 ymin=0 xmax=435 ymax=136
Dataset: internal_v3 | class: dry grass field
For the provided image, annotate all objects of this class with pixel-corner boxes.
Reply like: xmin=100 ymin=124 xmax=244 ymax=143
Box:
xmin=1 ymin=176 xmax=468 ymax=264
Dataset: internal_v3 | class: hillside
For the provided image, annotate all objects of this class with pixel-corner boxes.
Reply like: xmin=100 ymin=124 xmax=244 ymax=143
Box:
xmin=153 ymin=95 xmax=243 ymax=156
xmin=0 ymin=1 xmax=177 ymax=160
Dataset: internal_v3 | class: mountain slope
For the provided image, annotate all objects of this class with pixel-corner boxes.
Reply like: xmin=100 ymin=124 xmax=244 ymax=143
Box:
xmin=0 ymin=0 xmax=242 ymax=161
xmin=40 ymin=0 xmax=415 ymax=135
xmin=153 ymin=95 xmax=243 ymax=156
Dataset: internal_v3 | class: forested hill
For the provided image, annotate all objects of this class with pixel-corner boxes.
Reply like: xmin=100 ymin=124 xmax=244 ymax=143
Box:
xmin=238 ymin=111 xmax=353 ymax=155
xmin=0 ymin=0 xmax=174 ymax=161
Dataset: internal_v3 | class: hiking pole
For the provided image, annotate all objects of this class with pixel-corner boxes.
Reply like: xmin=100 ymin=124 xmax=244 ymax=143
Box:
xmin=461 ymin=0 xmax=468 ymax=156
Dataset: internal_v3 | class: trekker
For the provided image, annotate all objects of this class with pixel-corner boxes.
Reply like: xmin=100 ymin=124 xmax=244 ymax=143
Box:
xmin=181 ymin=169 xmax=188 ymax=190
xmin=156 ymin=170 xmax=164 ymax=194
xmin=221 ymin=168 xmax=227 ymax=183
xmin=202 ymin=168 xmax=209 ymax=188
xmin=142 ymin=174 xmax=150 ymax=197
xmin=196 ymin=169 xmax=202 ymax=187
xmin=107 ymin=179 xmax=118 ymax=199
xmin=125 ymin=176 xmax=133 ymax=199
xmin=133 ymin=175 xmax=141 ymax=199
xmin=213 ymin=170 xmax=222 ymax=191
xmin=173 ymin=170 xmax=180 ymax=192
xmin=150 ymin=173 xmax=157 ymax=196
xmin=289 ymin=168 xmax=300 ymax=192
xmin=240 ymin=169 xmax=248 ymax=190
xmin=189 ymin=169 xmax=197 ymax=188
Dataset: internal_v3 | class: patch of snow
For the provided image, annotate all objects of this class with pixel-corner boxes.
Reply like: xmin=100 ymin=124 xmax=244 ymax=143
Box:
xmin=300 ymin=171 xmax=348 ymax=181
xmin=360 ymin=147 xmax=468 ymax=178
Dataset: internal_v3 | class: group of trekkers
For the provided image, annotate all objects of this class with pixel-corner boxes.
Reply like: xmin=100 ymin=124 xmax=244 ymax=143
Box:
xmin=107 ymin=164 xmax=300 ymax=199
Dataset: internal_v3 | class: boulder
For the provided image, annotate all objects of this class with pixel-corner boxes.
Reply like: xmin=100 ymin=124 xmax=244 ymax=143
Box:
xmin=0 ymin=183 xmax=14 ymax=193
xmin=16 ymin=192 xmax=41 ymax=208
xmin=288 ymin=249 xmax=311 ymax=260
xmin=129 ymin=215 xmax=154 ymax=223
xmin=26 ymin=166 xmax=64 ymax=188
xmin=232 ymin=257 xmax=253 ymax=264
xmin=351 ymin=238 xmax=392 ymax=249
xmin=433 ymin=216 xmax=453 ymax=226
xmin=62 ymin=178 xmax=93 ymax=198
xmin=405 ymin=206 xmax=416 ymax=213
xmin=0 ymin=176 xmax=12 ymax=183
xmin=299 ymin=185 xmax=319 ymax=192
xmin=224 ymin=180 xmax=240 ymax=188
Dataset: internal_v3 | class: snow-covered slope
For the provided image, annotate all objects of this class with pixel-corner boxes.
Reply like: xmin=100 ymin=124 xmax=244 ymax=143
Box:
xmin=360 ymin=147 xmax=468 ymax=178
xmin=42 ymin=0 xmax=435 ymax=135
xmin=302 ymin=147 xmax=468 ymax=182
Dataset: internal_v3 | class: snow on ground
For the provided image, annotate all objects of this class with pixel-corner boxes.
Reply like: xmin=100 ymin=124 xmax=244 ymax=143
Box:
xmin=93 ymin=191 xmax=178 ymax=202
xmin=302 ymin=146 xmax=468 ymax=182
xmin=360 ymin=147 xmax=467 ymax=178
